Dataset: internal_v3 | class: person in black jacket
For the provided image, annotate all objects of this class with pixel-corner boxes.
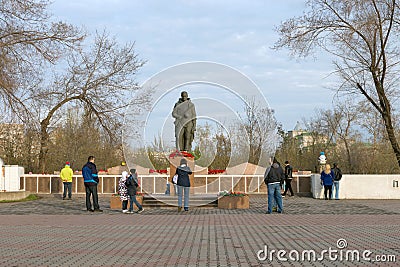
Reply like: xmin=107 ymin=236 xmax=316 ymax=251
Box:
xmin=126 ymin=169 xmax=144 ymax=213
xmin=175 ymin=158 xmax=192 ymax=211
xmin=282 ymin=161 xmax=294 ymax=197
xmin=331 ymin=163 xmax=342 ymax=200
xmin=264 ymin=158 xmax=284 ymax=214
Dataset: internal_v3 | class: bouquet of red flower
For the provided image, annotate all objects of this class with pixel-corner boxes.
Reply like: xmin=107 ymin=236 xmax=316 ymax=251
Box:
xmin=169 ymin=150 xmax=194 ymax=158
xmin=218 ymin=190 xmax=247 ymax=197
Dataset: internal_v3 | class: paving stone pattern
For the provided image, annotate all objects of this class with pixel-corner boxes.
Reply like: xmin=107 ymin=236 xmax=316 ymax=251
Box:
xmin=0 ymin=195 xmax=399 ymax=266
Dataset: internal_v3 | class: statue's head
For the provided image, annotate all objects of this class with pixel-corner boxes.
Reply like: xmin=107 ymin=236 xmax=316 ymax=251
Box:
xmin=181 ymin=91 xmax=188 ymax=101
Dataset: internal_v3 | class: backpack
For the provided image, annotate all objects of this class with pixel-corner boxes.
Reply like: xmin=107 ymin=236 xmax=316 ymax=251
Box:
xmin=125 ymin=174 xmax=139 ymax=187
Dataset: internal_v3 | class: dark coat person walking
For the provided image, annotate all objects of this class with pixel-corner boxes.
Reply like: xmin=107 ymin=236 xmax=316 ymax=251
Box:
xmin=126 ymin=169 xmax=144 ymax=213
xmin=264 ymin=158 xmax=284 ymax=214
xmin=282 ymin=160 xmax=294 ymax=197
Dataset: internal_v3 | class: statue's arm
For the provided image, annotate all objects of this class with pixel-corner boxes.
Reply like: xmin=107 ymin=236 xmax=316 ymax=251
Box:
xmin=191 ymin=103 xmax=196 ymax=130
xmin=172 ymin=103 xmax=180 ymax=119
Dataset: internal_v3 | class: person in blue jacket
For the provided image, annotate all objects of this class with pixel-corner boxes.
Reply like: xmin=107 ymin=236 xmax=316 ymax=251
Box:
xmin=320 ymin=164 xmax=334 ymax=200
xmin=82 ymin=156 xmax=102 ymax=212
xmin=175 ymin=158 xmax=192 ymax=212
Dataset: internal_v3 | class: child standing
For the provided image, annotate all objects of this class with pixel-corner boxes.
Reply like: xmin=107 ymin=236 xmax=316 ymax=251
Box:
xmin=126 ymin=169 xmax=144 ymax=214
xmin=118 ymin=171 xmax=129 ymax=213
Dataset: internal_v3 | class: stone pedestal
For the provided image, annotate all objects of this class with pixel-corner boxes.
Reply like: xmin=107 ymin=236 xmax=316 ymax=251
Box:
xmin=218 ymin=195 xmax=250 ymax=209
xmin=110 ymin=195 xmax=143 ymax=210
xmin=169 ymin=151 xmax=195 ymax=194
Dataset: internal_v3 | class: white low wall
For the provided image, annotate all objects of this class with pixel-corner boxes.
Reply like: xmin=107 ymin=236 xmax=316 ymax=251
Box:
xmin=311 ymin=174 xmax=400 ymax=199
xmin=1 ymin=165 xmax=24 ymax=192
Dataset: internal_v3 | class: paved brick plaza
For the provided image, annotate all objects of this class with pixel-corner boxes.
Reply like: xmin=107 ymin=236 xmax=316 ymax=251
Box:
xmin=0 ymin=195 xmax=399 ymax=266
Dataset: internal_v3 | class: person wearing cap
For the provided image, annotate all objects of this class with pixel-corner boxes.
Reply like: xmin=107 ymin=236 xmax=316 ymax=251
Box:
xmin=60 ymin=162 xmax=73 ymax=200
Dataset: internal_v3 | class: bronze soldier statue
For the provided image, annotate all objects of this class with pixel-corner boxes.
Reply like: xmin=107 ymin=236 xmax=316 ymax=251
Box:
xmin=172 ymin=91 xmax=196 ymax=151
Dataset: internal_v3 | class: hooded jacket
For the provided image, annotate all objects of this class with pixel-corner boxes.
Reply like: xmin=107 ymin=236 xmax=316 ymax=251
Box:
xmin=60 ymin=165 xmax=73 ymax=183
xmin=265 ymin=163 xmax=284 ymax=184
xmin=126 ymin=172 xmax=139 ymax=196
xmin=82 ymin=161 xmax=98 ymax=185
xmin=176 ymin=164 xmax=192 ymax=187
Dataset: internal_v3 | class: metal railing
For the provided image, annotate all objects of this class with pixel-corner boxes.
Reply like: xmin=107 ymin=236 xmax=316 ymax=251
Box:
xmin=20 ymin=174 xmax=312 ymax=194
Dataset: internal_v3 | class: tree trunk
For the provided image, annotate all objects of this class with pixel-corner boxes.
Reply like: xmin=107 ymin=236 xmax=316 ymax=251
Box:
xmin=342 ymin=138 xmax=352 ymax=174
xmin=37 ymin=96 xmax=81 ymax=173
xmin=374 ymin=78 xmax=400 ymax=169
xmin=382 ymin=112 xmax=400 ymax=168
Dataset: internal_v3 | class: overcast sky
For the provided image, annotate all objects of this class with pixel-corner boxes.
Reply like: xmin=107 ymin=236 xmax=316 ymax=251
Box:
xmin=50 ymin=0 xmax=338 ymax=132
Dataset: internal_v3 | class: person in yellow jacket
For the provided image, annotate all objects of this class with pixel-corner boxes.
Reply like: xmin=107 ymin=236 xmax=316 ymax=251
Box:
xmin=60 ymin=162 xmax=73 ymax=200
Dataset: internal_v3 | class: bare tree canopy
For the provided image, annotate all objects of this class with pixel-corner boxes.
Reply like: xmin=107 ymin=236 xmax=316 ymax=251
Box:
xmin=35 ymin=31 xmax=145 ymax=172
xmin=0 ymin=0 xmax=85 ymax=122
xmin=274 ymin=0 xmax=400 ymax=167
xmin=235 ymin=97 xmax=279 ymax=166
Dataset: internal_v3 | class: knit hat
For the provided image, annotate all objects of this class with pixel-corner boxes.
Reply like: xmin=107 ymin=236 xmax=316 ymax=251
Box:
xmin=65 ymin=162 xmax=70 ymax=166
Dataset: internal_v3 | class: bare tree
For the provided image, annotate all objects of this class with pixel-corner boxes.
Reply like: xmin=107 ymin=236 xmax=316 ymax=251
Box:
xmin=301 ymin=116 xmax=331 ymax=171
xmin=237 ymin=97 xmax=278 ymax=165
xmin=319 ymin=99 xmax=361 ymax=173
xmin=30 ymin=31 xmax=145 ymax=172
xmin=209 ymin=132 xmax=231 ymax=170
xmin=274 ymin=0 xmax=400 ymax=168
xmin=46 ymin=110 xmax=123 ymax=173
xmin=0 ymin=0 xmax=85 ymax=122
xmin=192 ymin=123 xmax=217 ymax=167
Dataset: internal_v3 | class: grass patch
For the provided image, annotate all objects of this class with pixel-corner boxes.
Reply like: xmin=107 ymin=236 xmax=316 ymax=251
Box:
xmin=0 ymin=194 xmax=40 ymax=203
